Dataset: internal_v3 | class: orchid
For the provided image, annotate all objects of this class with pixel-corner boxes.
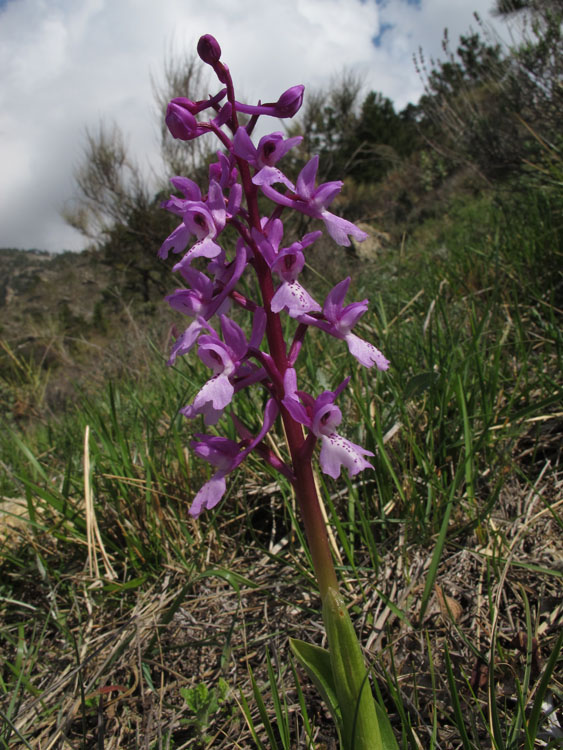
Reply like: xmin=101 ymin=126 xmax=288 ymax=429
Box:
xmin=189 ymin=398 xmax=279 ymax=516
xmin=282 ymin=370 xmax=374 ymax=478
xmin=270 ymin=233 xmax=322 ymax=317
xmin=300 ymin=276 xmax=390 ymax=369
xmin=253 ymin=155 xmax=370 ymax=246
xmin=159 ymin=35 xmax=393 ymax=750
xmin=159 ymin=33 xmax=389 ymax=518
xmin=233 ymin=129 xmax=303 ymax=169
xmin=180 ymin=311 xmax=266 ymax=425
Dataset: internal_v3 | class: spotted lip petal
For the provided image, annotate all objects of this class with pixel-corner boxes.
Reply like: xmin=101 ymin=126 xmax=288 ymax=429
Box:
xmin=180 ymin=373 xmax=234 ymax=425
xmin=271 ymin=281 xmax=321 ymax=318
xmin=319 ymin=433 xmax=374 ymax=479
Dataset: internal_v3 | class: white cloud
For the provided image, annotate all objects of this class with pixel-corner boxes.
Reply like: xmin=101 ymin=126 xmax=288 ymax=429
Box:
xmin=0 ymin=0 xmax=509 ymax=252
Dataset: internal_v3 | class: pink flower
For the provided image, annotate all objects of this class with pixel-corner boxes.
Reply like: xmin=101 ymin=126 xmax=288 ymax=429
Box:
xmin=180 ymin=312 xmax=266 ymax=424
xmin=299 ymin=278 xmax=390 ymax=370
xmin=253 ymin=156 xmax=369 ymax=247
xmin=189 ymin=399 xmax=278 ymax=516
xmin=282 ymin=370 xmax=374 ymax=479
xmin=270 ymin=234 xmax=322 ymax=318
xmin=233 ymin=129 xmax=302 ymax=169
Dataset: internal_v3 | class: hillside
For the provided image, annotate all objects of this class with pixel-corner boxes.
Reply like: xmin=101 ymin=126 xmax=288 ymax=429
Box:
xmin=0 ymin=246 xmax=170 ymax=420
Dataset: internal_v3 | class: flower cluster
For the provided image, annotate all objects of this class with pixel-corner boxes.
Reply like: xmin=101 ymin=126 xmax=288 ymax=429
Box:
xmin=160 ymin=35 xmax=389 ymax=517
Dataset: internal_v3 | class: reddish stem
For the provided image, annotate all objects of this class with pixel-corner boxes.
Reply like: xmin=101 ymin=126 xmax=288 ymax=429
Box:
xmin=242 ymin=164 xmax=338 ymax=597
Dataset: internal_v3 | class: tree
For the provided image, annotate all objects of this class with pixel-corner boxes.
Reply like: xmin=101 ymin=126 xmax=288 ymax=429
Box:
xmin=288 ymin=75 xmax=419 ymax=185
xmin=415 ymin=5 xmax=562 ymax=180
xmin=341 ymin=92 xmax=420 ymax=183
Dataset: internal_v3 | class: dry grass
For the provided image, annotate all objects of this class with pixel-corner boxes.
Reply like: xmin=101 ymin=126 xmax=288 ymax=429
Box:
xmin=1 ymin=427 xmax=561 ymax=748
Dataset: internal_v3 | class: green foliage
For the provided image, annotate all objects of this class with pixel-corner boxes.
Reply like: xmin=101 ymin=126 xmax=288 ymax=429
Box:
xmin=99 ymin=195 xmax=174 ymax=303
xmin=342 ymin=92 xmax=420 ymax=183
xmin=289 ymin=78 xmax=419 ymax=185
xmin=180 ymin=678 xmax=232 ymax=743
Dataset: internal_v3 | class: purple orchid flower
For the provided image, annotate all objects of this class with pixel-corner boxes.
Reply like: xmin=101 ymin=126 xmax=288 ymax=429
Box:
xmin=233 ymin=129 xmax=303 ymax=170
xmin=180 ymin=311 xmax=266 ymax=424
xmin=208 ymin=151 xmax=239 ymax=190
xmin=252 ymin=155 xmax=369 ymax=247
xmin=189 ymin=398 xmax=279 ymax=517
xmin=158 ymin=201 xmax=221 ymax=262
xmin=159 ymin=177 xmax=240 ymax=269
xmin=250 ymin=218 xmax=284 ymax=267
xmin=299 ymin=277 xmax=390 ymax=370
xmin=270 ymin=233 xmax=322 ymax=318
xmin=282 ymin=369 xmax=374 ymax=479
xmin=165 ymin=267 xmax=225 ymax=318
xmin=166 ymin=243 xmax=248 ymax=366
xmin=164 ymin=270 xmax=230 ymax=367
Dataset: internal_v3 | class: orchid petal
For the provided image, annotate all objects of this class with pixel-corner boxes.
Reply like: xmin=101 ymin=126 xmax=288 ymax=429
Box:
xmin=181 ymin=373 xmax=234 ymax=425
xmin=345 ymin=333 xmax=390 ymax=370
xmin=323 ymin=278 xmax=351 ymax=320
xmin=189 ymin=473 xmax=227 ymax=517
xmin=296 ymin=156 xmax=319 ymax=200
xmin=271 ymin=281 xmax=321 ymax=318
xmin=158 ymin=223 xmax=191 ymax=259
xmin=170 ymin=176 xmax=202 ymax=201
xmin=319 ymin=434 xmax=374 ymax=479
xmin=252 ymin=166 xmax=294 ymax=190
xmin=233 ymin=127 xmax=258 ymax=163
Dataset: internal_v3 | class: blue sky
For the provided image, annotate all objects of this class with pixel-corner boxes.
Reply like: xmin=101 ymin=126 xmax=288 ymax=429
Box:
xmin=0 ymin=0 xmax=511 ymax=252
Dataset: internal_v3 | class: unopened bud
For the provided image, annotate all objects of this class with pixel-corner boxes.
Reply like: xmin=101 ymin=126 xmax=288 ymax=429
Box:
xmin=166 ymin=99 xmax=202 ymax=140
xmin=197 ymin=34 xmax=222 ymax=65
xmin=274 ymin=85 xmax=305 ymax=118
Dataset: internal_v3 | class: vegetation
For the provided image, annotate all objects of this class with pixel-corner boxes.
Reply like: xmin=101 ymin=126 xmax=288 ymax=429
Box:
xmin=1 ymin=3 xmax=562 ymax=747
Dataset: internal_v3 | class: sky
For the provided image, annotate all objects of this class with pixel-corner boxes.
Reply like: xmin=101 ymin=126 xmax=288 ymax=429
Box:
xmin=0 ymin=0 xmax=511 ymax=253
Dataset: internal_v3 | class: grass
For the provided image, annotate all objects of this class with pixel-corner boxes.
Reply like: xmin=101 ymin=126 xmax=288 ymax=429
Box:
xmin=0 ymin=182 xmax=562 ymax=748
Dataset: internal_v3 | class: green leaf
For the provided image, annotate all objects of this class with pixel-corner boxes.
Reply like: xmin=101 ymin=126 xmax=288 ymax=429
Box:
xmin=323 ymin=587 xmax=388 ymax=750
xmin=290 ymin=635 xmax=399 ymax=750
xmin=373 ymin=699 xmax=400 ymax=750
xmin=289 ymin=637 xmax=343 ymax=740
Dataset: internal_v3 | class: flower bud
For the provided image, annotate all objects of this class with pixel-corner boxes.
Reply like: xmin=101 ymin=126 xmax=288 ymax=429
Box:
xmin=166 ymin=99 xmax=203 ymax=140
xmin=197 ymin=34 xmax=222 ymax=65
xmin=274 ymin=85 xmax=305 ymax=117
